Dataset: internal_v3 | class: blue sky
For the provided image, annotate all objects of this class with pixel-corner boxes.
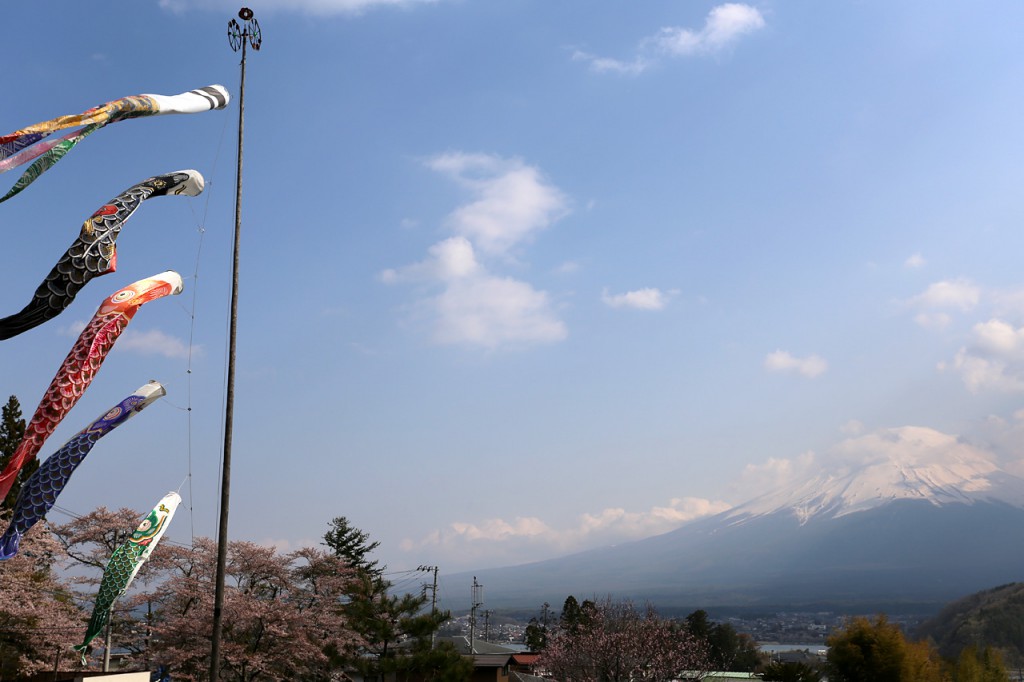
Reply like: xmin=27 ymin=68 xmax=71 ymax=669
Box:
xmin=4 ymin=0 xmax=1024 ymax=604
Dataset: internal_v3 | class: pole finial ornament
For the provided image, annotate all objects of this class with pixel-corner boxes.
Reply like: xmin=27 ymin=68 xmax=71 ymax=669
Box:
xmin=228 ymin=8 xmax=261 ymax=53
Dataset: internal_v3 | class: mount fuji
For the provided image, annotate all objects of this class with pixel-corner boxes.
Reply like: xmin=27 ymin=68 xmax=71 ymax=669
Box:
xmin=451 ymin=427 xmax=1024 ymax=610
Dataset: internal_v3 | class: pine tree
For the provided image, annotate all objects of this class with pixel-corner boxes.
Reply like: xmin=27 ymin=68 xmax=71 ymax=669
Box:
xmin=323 ymin=516 xmax=470 ymax=682
xmin=0 ymin=395 xmax=30 ymax=513
xmin=322 ymin=515 xmax=382 ymax=577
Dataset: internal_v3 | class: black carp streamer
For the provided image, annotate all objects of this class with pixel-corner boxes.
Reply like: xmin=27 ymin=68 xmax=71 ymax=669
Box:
xmin=0 ymin=170 xmax=203 ymax=340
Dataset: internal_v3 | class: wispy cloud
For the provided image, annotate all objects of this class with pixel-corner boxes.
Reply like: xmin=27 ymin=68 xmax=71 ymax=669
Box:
xmin=119 ymin=329 xmax=197 ymax=359
xmin=382 ymin=153 xmax=570 ymax=349
xmin=381 ymin=237 xmax=482 ymax=284
xmin=737 ymin=425 xmax=1003 ymax=493
xmin=426 ymin=153 xmax=569 ymax=256
xmin=904 ymin=253 xmax=926 ymax=269
xmin=60 ymin=322 xmax=195 ymax=359
xmin=909 ymin=278 xmax=980 ymax=312
xmin=430 ymin=275 xmax=567 ymax=348
xmin=764 ymin=350 xmax=828 ymax=378
xmin=601 ymin=287 xmax=671 ymax=311
xmin=648 ymin=3 xmax=766 ymax=56
xmin=571 ymin=51 xmax=652 ymax=76
xmin=736 ymin=451 xmax=817 ymax=491
xmin=401 ymin=497 xmax=731 ymax=569
xmin=554 ymin=260 xmax=581 ymax=275
xmin=574 ymin=3 xmax=765 ymax=76
xmin=903 ymin=277 xmax=981 ymax=329
xmin=899 ymin=279 xmax=1024 ymax=393
xmin=943 ymin=319 xmax=1024 ymax=393
xmin=840 ymin=419 xmax=865 ymax=436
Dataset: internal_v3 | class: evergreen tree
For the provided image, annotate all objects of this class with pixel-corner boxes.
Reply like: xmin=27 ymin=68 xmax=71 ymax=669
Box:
xmin=0 ymin=395 xmax=30 ymax=513
xmin=525 ymin=617 xmax=546 ymax=652
xmin=324 ymin=516 xmax=469 ymax=682
xmin=322 ymin=515 xmax=382 ymax=577
xmin=685 ymin=609 xmax=760 ymax=671
xmin=560 ymin=595 xmax=582 ymax=634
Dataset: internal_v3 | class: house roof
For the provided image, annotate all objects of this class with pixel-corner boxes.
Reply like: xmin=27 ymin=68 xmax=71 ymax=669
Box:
xmin=471 ymin=654 xmax=515 ymax=668
xmin=511 ymin=653 xmax=540 ymax=666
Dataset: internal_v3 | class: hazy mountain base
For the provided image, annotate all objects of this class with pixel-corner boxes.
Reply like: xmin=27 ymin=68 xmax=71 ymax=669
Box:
xmin=445 ymin=500 xmax=1024 ymax=612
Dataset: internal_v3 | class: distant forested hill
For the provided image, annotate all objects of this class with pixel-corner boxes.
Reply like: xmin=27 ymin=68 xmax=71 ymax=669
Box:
xmin=915 ymin=582 xmax=1024 ymax=668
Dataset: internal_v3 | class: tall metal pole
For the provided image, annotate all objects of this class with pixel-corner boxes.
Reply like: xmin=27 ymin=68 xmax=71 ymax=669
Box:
xmin=469 ymin=577 xmax=483 ymax=655
xmin=212 ymin=9 xmax=260 ymax=682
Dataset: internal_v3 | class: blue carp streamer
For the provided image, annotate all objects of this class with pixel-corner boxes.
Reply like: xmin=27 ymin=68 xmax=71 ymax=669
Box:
xmin=0 ymin=382 xmax=166 ymax=560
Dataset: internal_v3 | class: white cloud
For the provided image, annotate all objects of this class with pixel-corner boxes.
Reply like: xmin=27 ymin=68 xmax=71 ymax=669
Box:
xmin=764 ymin=350 xmax=828 ymax=378
xmin=572 ymin=3 xmax=764 ymax=76
xmin=383 ymin=153 xmax=570 ymax=350
xmin=946 ymin=318 xmax=1024 ymax=393
xmin=118 ymin=329 xmax=196 ymax=359
xmin=828 ymin=426 xmax=999 ymax=476
xmin=904 ymin=253 xmax=926 ymax=269
xmin=909 ymin=277 xmax=980 ymax=313
xmin=380 ymin=237 xmax=481 ymax=283
xmin=426 ymin=153 xmax=569 ymax=255
xmin=401 ymin=496 xmax=731 ymax=569
xmin=601 ymin=287 xmax=670 ymax=311
xmin=650 ymin=3 xmax=766 ymax=56
xmin=431 ymin=276 xmax=568 ymax=348
xmin=738 ymin=426 xmax=1006 ymax=498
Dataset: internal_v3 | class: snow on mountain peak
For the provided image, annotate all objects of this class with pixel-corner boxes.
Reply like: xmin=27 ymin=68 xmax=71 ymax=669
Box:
xmin=728 ymin=426 xmax=1024 ymax=524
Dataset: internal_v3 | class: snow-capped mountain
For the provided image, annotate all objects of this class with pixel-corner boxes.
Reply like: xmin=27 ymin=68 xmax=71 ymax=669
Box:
xmin=726 ymin=427 xmax=1024 ymax=524
xmin=449 ymin=427 xmax=1024 ymax=610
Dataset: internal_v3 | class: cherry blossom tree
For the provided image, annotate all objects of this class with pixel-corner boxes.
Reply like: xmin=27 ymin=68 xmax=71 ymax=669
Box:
xmin=539 ymin=597 xmax=710 ymax=682
xmin=51 ymin=508 xmax=361 ymax=679
xmin=0 ymin=523 xmax=83 ymax=678
xmin=145 ymin=538 xmax=359 ymax=681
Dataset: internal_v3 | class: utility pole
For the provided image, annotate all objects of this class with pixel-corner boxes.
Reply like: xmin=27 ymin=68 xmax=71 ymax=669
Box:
xmin=103 ymin=528 xmax=126 ymax=673
xmin=483 ymin=609 xmax=492 ymax=643
xmin=212 ymin=8 xmax=261 ymax=682
xmin=469 ymin=577 xmax=483 ymax=655
xmin=417 ymin=565 xmax=439 ymax=616
xmin=418 ymin=565 xmax=439 ymax=647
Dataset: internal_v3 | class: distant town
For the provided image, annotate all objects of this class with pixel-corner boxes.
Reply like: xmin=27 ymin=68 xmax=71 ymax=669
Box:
xmin=438 ymin=608 xmax=932 ymax=649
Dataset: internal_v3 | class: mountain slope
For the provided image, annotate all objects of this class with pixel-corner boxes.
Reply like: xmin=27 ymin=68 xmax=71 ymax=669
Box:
xmin=452 ymin=500 xmax=1024 ymax=609
xmin=446 ymin=430 xmax=1024 ymax=610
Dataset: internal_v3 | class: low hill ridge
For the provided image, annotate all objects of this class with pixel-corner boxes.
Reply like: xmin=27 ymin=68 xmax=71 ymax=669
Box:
xmin=915 ymin=582 xmax=1024 ymax=667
